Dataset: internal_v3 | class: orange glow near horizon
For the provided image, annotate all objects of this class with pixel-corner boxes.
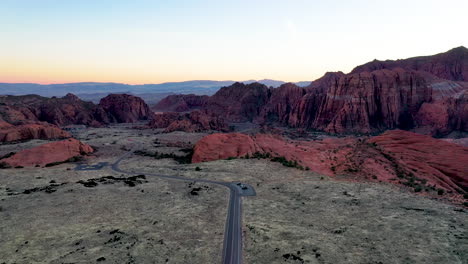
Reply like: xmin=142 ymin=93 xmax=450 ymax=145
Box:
xmin=1 ymin=1 xmax=467 ymax=86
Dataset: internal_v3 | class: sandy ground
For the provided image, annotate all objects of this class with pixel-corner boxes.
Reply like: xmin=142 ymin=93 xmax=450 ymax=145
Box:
xmin=0 ymin=126 xmax=467 ymax=263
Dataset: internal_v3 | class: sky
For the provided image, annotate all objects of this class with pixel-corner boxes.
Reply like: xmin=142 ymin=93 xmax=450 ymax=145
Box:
xmin=1 ymin=0 xmax=467 ymax=84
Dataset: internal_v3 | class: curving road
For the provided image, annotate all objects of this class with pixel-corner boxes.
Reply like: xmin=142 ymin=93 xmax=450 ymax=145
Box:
xmin=107 ymin=143 xmax=256 ymax=264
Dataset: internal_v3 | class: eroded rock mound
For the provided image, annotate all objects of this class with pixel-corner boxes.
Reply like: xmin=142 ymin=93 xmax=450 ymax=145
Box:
xmin=192 ymin=130 xmax=468 ymax=197
xmin=0 ymin=121 xmax=71 ymax=143
xmin=1 ymin=138 xmax=93 ymax=167
xmin=368 ymin=130 xmax=468 ymax=194
xmin=99 ymin=94 xmax=154 ymax=123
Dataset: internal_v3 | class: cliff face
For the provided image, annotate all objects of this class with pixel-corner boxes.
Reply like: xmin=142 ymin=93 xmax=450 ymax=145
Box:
xmin=205 ymin=82 xmax=270 ymax=122
xmin=312 ymin=69 xmax=434 ymax=133
xmin=257 ymin=83 xmax=306 ymax=125
xmin=99 ymin=94 xmax=154 ymax=123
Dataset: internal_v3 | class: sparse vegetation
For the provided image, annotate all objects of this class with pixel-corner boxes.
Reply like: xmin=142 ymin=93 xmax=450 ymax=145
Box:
xmin=195 ymin=166 xmax=201 ymax=171
xmin=45 ymin=156 xmax=84 ymax=167
xmin=134 ymin=148 xmax=193 ymax=164
xmin=0 ymin=162 xmax=12 ymax=169
xmin=240 ymin=152 xmax=306 ymax=170
xmin=0 ymin=152 xmax=15 ymax=160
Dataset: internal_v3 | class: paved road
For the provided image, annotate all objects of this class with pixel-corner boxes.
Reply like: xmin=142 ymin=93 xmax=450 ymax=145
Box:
xmin=108 ymin=144 xmax=255 ymax=264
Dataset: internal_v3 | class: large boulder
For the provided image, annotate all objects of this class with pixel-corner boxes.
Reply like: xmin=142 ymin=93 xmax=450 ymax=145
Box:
xmin=1 ymin=138 xmax=93 ymax=167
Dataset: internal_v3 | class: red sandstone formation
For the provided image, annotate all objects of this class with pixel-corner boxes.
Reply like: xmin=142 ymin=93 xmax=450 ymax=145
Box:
xmin=192 ymin=130 xmax=468 ymax=196
xmin=0 ymin=121 xmax=71 ymax=143
xmin=99 ymin=94 xmax=154 ymax=123
xmin=190 ymin=47 xmax=468 ymax=136
xmin=148 ymin=112 xmax=181 ymax=128
xmin=414 ymin=89 xmax=468 ymax=136
xmin=0 ymin=93 xmax=109 ymax=126
xmin=152 ymin=94 xmax=209 ymax=112
xmin=205 ymin=82 xmax=270 ymax=122
xmin=257 ymin=83 xmax=306 ymax=125
xmin=1 ymin=138 xmax=93 ymax=167
xmin=149 ymin=110 xmax=229 ymax=133
xmin=368 ymin=130 xmax=468 ymax=194
xmin=351 ymin=46 xmax=468 ymax=81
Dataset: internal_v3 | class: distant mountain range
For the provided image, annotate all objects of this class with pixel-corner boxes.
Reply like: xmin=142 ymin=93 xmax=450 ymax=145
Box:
xmin=0 ymin=79 xmax=311 ymax=103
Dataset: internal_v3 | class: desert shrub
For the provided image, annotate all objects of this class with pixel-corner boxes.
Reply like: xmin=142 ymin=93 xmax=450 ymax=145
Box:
xmin=45 ymin=156 xmax=84 ymax=167
xmin=0 ymin=162 xmax=12 ymax=169
xmin=414 ymin=186 xmax=422 ymax=192
xmin=463 ymin=193 xmax=468 ymax=199
xmin=195 ymin=166 xmax=201 ymax=171
xmin=437 ymin=189 xmax=445 ymax=195
xmin=0 ymin=152 xmax=15 ymax=160
xmin=134 ymin=148 xmax=193 ymax=164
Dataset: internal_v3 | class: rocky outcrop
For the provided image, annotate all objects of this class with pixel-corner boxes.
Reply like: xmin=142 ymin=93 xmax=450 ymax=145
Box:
xmin=312 ymin=69 xmax=436 ymax=133
xmin=149 ymin=110 xmax=229 ymax=133
xmin=414 ymin=90 xmax=468 ymax=136
xmin=99 ymin=94 xmax=154 ymax=123
xmin=192 ymin=130 xmax=468 ymax=196
xmin=0 ymin=121 xmax=71 ymax=143
xmin=148 ymin=112 xmax=181 ymax=128
xmin=204 ymin=82 xmax=270 ymax=122
xmin=0 ymin=94 xmax=108 ymax=126
xmin=1 ymin=138 xmax=93 ymax=167
xmin=368 ymin=130 xmax=468 ymax=194
xmin=0 ymin=93 xmax=155 ymax=127
xmin=351 ymin=46 xmax=468 ymax=81
xmin=152 ymin=94 xmax=209 ymax=112
xmin=257 ymin=83 xmax=306 ymax=125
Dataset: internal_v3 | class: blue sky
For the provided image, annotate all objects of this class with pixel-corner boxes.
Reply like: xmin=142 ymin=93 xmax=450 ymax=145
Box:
xmin=1 ymin=0 xmax=467 ymax=84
